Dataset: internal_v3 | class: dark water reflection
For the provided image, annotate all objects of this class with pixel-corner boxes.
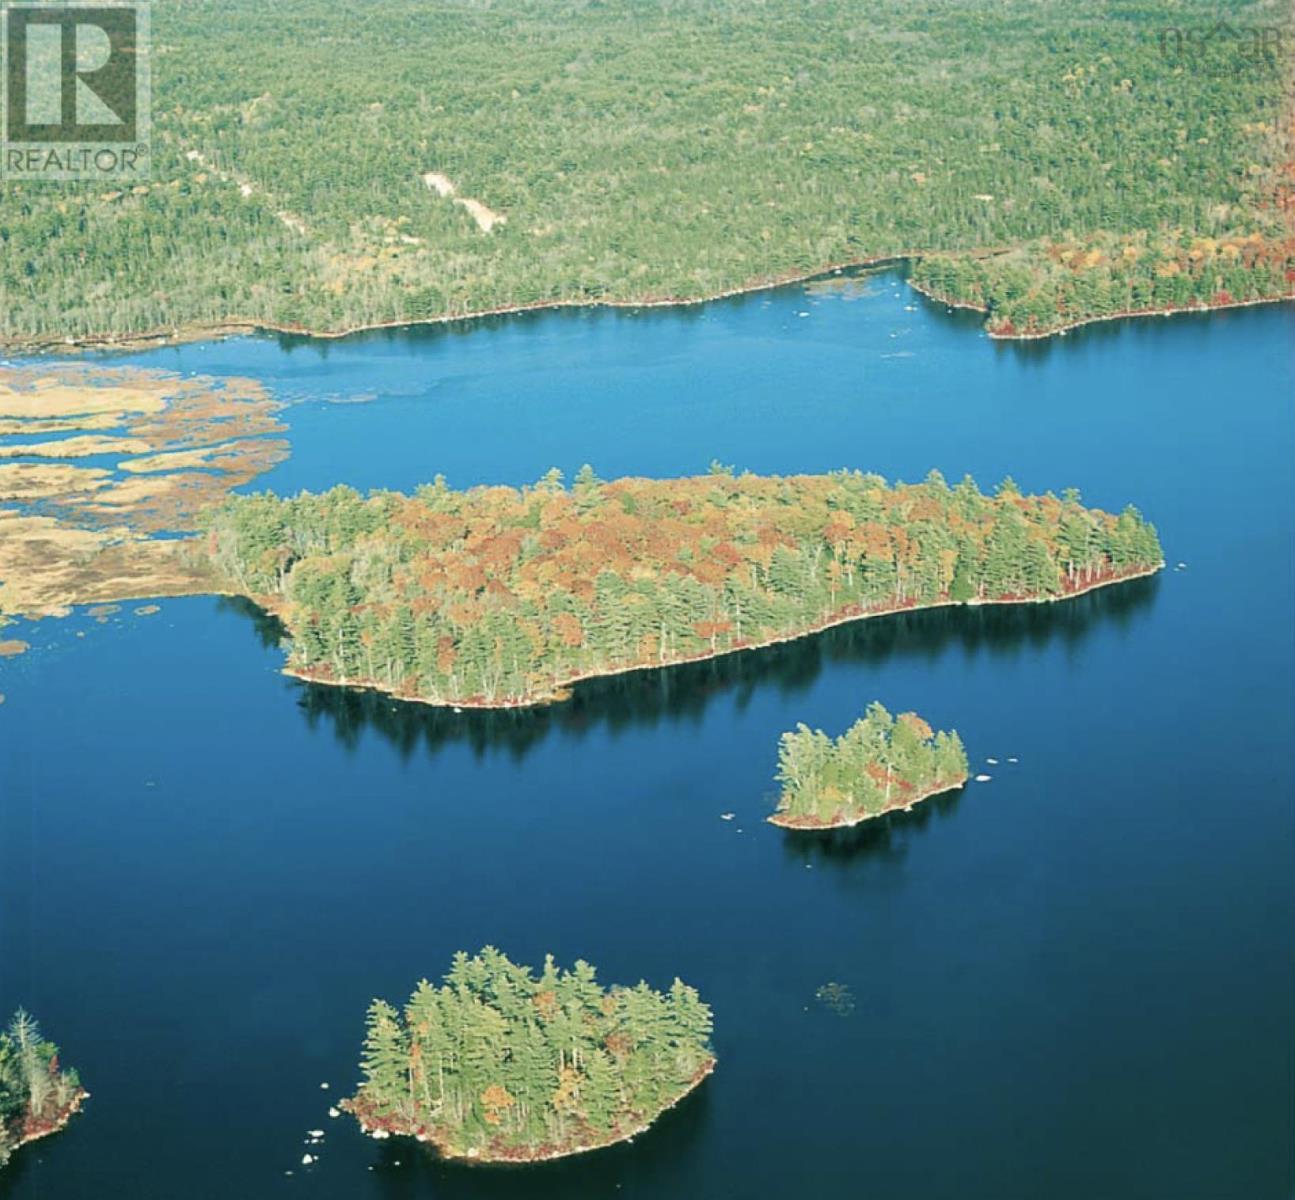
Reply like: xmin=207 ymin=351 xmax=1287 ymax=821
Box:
xmin=778 ymin=781 xmax=969 ymax=872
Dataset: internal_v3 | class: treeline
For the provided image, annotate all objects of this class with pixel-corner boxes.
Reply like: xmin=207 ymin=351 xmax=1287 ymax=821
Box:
xmin=772 ymin=702 xmax=968 ymax=829
xmin=0 ymin=0 xmax=1288 ymax=344
xmin=204 ymin=467 xmax=1163 ymax=707
xmin=0 ymin=1011 xmax=83 ymax=1168
xmin=912 ymin=227 xmax=1294 ymax=335
xmin=345 ymin=949 xmax=714 ymax=1161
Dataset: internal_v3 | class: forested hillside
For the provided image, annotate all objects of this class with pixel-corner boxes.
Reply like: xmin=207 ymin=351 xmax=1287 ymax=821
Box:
xmin=203 ymin=467 xmax=1164 ymax=708
xmin=0 ymin=0 xmax=1288 ymax=344
xmin=0 ymin=1012 xmax=84 ymax=1169
xmin=772 ymin=702 xmax=968 ymax=829
xmin=911 ymin=225 xmax=1293 ymax=335
xmin=343 ymin=949 xmax=714 ymax=1162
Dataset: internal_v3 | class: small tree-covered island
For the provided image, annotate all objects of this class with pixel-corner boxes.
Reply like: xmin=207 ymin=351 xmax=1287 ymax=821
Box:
xmin=771 ymin=703 xmax=969 ymax=830
xmin=204 ymin=467 xmax=1163 ymax=708
xmin=0 ymin=1011 xmax=86 ymax=1169
xmin=342 ymin=949 xmax=715 ymax=1164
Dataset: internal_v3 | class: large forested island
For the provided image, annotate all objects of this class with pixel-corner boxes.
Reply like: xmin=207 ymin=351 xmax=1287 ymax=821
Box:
xmin=342 ymin=949 xmax=715 ymax=1163
xmin=771 ymin=703 xmax=969 ymax=830
xmin=0 ymin=1012 xmax=85 ymax=1169
xmin=0 ymin=0 xmax=1289 ymax=348
xmin=204 ymin=467 xmax=1163 ymax=708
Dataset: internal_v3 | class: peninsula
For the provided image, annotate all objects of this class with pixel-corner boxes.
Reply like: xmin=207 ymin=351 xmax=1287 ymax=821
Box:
xmin=204 ymin=467 xmax=1164 ymax=709
xmin=770 ymin=703 xmax=968 ymax=830
xmin=0 ymin=1011 xmax=86 ymax=1169
xmin=342 ymin=948 xmax=715 ymax=1164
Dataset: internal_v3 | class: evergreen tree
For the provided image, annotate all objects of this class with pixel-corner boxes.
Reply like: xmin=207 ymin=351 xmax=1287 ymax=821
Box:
xmin=0 ymin=1011 xmax=82 ymax=1170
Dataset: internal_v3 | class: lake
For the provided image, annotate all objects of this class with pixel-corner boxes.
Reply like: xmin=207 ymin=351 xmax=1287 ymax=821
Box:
xmin=2 ymin=272 xmax=1292 ymax=1199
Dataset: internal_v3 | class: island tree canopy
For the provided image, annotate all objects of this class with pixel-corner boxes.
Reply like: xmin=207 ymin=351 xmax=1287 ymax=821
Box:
xmin=346 ymin=948 xmax=714 ymax=1161
xmin=205 ymin=467 xmax=1163 ymax=707
xmin=0 ymin=1011 xmax=82 ymax=1169
xmin=773 ymin=702 xmax=969 ymax=828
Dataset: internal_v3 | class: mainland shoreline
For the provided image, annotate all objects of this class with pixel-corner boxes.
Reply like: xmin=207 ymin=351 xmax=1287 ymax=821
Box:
xmin=6 ymin=248 xmax=1287 ymax=357
xmin=905 ymin=277 xmax=1295 ymax=341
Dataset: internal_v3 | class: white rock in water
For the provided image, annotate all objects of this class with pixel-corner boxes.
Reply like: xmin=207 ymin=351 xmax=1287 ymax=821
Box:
xmin=328 ymin=1106 xmax=340 ymax=1118
xmin=975 ymin=774 xmax=992 ymax=782
xmin=301 ymin=1154 xmax=314 ymax=1166
xmin=372 ymin=1130 xmax=390 ymax=1140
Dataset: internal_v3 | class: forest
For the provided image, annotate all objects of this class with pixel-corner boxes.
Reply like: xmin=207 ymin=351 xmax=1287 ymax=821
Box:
xmin=0 ymin=1011 xmax=84 ymax=1169
xmin=203 ymin=466 xmax=1164 ymax=708
xmin=0 ymin=0 xmax=1288 ymax=344
xmin=910 ymin=226 xmax=1293 ymax=336
xmin=771 ymin=702 xmax=968 ymax=829
xmin=344 ymin=948 xmax=714 ymax=1162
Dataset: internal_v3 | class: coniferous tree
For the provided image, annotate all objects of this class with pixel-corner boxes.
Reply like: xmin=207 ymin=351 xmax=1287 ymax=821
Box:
xmin=0 ymin=1012 xmax=82 ymax=1170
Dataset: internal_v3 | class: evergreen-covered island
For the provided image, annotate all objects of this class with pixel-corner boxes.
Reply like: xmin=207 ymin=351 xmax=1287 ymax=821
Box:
xmin=0 ymin=1011 xmax=86 ymax=1169
xmin=771 ymin=703 xmax=969 ymax=830
xmin=342 ymin=949 xmax=715 ymax=1164
xmin=204 ymin=467 xmax=1164 ymax=709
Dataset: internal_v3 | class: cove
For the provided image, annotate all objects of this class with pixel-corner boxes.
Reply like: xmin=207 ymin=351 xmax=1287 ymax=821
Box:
xmin=0 ymin=271 xmax=1291 ymax=1199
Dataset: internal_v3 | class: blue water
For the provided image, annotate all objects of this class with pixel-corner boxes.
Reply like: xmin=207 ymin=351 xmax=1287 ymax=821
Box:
xmin=2 ymin=274 xmax=1292 ymax=1199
